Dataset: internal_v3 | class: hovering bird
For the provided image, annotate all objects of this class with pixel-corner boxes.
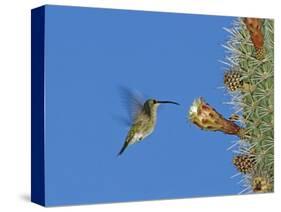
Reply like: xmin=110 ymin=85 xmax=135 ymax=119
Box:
xmin=118 ymin=89 xmax=179 ymax=156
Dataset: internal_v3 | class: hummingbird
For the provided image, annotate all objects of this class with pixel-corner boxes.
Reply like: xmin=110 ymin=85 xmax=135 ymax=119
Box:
xmin=118 ymin=91 xmax=179 ymax=156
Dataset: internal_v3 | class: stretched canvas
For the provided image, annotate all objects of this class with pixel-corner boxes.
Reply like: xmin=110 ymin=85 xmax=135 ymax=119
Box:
xmin=31 ymin=5 xmax=274 ymax=207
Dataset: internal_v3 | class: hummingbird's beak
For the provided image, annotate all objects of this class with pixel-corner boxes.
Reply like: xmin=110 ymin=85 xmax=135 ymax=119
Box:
xmin=157 ymin=100 xmax=180 ymax=105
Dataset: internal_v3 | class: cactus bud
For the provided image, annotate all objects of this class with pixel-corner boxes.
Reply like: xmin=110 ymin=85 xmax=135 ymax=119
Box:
xmin=252 ymin=176 xmax=273 ymax=193
xmin=243 ymin=18 xmax=265 ymax=60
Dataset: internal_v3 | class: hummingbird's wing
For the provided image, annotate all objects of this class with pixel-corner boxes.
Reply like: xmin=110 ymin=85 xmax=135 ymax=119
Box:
xmin=119 ymin=87 xmax=144 ymax=123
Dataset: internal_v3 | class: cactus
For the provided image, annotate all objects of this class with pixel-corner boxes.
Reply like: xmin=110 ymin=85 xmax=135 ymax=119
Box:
xmin=223 ymin=18 xmax=274 ymax=193
xmin=188 ymin=18 xmax=274 ymax=194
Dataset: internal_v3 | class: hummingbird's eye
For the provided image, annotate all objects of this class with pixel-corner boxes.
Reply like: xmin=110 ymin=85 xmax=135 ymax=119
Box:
xmin=153 ymin=99 xmax=157 ymax=104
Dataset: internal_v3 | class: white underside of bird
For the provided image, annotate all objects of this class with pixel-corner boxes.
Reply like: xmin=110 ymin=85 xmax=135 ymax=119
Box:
xmin=130 ymin=130 xmax=153 ymax=145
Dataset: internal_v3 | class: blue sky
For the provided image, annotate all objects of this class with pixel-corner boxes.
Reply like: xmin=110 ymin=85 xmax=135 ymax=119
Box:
xmin=44 ymin=5 xmax=241 ymax=206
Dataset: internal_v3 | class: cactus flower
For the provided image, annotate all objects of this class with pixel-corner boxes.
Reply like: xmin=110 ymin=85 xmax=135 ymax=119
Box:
xmin=189 ymin=98 xmax=243 ymax=137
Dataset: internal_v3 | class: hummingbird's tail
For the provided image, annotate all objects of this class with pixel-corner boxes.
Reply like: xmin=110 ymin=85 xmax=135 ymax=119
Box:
xmin=118 ymin=128 xmax=135 ymax=156
xmin=117 ymin=142 xmax=129 ymax=156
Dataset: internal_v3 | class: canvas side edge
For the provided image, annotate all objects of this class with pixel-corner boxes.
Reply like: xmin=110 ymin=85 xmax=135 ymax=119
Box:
xmin=31 ymin=6 xmax=46 ymax=207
